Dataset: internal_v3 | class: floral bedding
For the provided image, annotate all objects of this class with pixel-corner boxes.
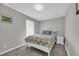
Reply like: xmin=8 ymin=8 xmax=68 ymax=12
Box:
xmin=25 ymin=34 xmax=56 ymax=48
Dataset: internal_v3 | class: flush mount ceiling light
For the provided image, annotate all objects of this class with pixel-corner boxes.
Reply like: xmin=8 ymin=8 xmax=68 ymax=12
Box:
xmin=34 ymin=4 xmax=44 ymax=11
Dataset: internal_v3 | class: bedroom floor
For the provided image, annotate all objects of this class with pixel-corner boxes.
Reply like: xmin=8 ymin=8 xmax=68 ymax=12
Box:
xmin=0 ymin=44 xmax=68 ymax=56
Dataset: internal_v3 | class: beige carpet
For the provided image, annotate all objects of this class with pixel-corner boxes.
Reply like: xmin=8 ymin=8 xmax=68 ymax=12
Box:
xmin=0 ymin=44 xmax=68 ymax=56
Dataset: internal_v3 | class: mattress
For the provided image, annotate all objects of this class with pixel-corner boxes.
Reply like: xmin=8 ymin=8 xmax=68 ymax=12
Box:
xmin=25 ymin=34 xmax=56 ymax=48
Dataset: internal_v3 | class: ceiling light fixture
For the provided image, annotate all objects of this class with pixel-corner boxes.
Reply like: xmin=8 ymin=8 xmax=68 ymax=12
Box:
xmin=34 ymin=4 xmax=44 ymax=11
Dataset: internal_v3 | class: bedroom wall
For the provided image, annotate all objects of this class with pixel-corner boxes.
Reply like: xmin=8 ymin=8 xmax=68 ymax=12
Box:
xmin=0 ymin=4 xmax=26 ymax=53
xmin=39 ymin=17 xmax=65 ymax=36
xmin=65 ymin=3 xmax=79 ymax=55
xmin=0 ymin=4 xmax=39 ymax=53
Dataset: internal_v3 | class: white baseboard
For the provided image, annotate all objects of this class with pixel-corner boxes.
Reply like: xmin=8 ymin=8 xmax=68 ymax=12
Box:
xmin=0 ymin=44 xmax=26 ymax=55
xmin=65 ymin=45 xmax=70 ymax=56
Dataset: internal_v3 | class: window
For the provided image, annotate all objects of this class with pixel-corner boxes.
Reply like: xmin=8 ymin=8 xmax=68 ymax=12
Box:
xmin=26 ymin=20 xmax=35 ymax=37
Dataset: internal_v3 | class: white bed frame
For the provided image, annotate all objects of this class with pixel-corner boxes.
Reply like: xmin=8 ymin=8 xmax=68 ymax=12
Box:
xmin=26 ymin=39 xmax=56 ymax=56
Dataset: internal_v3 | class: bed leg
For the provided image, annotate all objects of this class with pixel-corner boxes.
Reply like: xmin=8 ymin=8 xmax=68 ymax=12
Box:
xmin=48 ymin=53 xmax=50 ymax=56
xmin=26 ymin=43 xmax=31 ymax=48
xmin=48 ymin=51 xmax=50 ymax=56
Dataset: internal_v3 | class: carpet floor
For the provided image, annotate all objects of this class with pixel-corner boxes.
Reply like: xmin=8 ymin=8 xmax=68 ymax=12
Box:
xmin=0 ymin=44 xmax=68 ymax=56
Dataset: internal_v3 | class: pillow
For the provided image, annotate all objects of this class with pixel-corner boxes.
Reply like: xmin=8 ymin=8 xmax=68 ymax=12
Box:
xmin=42 ymin=30 xmax=52 ymax=35
xmin=52 ymin=31 xmax=57 ymax=36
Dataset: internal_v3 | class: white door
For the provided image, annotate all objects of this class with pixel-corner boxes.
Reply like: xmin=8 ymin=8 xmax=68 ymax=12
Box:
xmin=26 ymin=20 xmax=34 ymax=37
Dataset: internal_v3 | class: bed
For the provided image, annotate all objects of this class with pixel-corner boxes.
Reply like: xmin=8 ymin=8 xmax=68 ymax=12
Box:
xmin=25 ymin=31 xmax=57 ymax=56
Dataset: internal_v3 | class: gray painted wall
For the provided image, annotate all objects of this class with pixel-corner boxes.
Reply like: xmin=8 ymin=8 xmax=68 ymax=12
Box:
xmin=65 ymin=4 xmax=79 ymax=55
xmin=0 ymin=4 xmax=26 ymax=53
xmin=39 ymin=17 xmax=65 ymax=36
xmin=0 ymin=4 xmax=39 ymax=53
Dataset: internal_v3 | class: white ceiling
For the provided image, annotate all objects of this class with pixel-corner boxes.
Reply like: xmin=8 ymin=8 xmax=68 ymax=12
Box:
xmin=3 ymin=3 xmax=70 ymax=21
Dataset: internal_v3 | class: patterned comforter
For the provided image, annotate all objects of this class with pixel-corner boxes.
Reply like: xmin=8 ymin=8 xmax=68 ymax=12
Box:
xmin=25 ymin=34 xmax=56 ymax=48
